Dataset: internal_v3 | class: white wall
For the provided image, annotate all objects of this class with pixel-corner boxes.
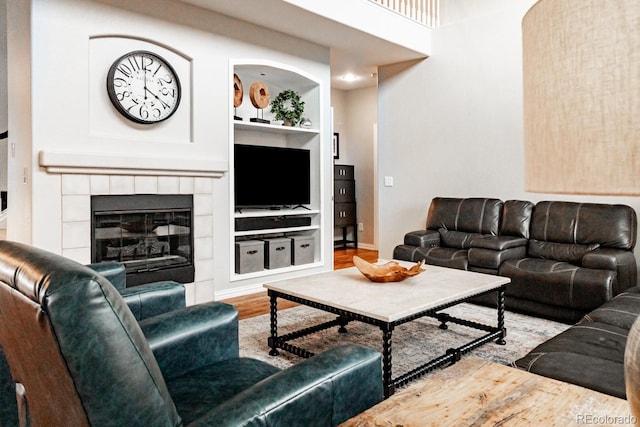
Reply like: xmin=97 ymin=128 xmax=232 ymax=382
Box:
xmin=0 ymin=1 xmax=7 ymax=198
xmin=377 ymin=0 xmax=640 ymax=268
xmin=10 ymin=0 xmax=333 ymax=300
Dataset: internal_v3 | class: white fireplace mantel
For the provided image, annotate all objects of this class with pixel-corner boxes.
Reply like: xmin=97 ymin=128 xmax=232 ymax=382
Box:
xmin=39 ymin=150 xmax=228 ymax=178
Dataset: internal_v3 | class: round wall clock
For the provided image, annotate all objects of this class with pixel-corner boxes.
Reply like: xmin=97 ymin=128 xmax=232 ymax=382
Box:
xmin=106 ymin=50 xmax=181 ymax=124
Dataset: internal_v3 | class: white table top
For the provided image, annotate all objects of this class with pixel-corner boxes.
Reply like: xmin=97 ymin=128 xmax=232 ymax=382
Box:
xmin=264 ymin=261 xmax=510 ymax=322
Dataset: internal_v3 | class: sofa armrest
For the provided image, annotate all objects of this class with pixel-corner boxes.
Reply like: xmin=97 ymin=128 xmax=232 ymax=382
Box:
xmin=404 ymin=229 xmax=440 ymax=248
xmin=582 ymin=248 xmax=637 ymax=294
xmin=193 ymin=344 xmax=383 ymax=427
xmin=139 ymin=302 xmax=239 ymax=380
xmin=86 ymin=261 xmax=126 ymax=291
xmin=467 ymin=236 xmax=528 ymax=270
xmin=470 ymin=235 xmax=528 ymax=250
xmin=120 ymin=281 xmax=185 ymax=320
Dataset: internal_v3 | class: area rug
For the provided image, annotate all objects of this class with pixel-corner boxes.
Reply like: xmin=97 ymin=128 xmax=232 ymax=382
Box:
xmin=239 ymin=303 xmax=571 ymax=376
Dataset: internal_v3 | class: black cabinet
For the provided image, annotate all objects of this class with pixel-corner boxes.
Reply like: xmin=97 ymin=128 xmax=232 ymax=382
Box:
xmin=334 ymin=165 xmax=357 ymax=248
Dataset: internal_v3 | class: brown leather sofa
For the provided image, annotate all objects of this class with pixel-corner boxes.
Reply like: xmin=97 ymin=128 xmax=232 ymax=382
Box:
xmin=514 ymin=285 xmax=640 ymax=398
xmin=394 ymin=197 xmax=638 ymax=323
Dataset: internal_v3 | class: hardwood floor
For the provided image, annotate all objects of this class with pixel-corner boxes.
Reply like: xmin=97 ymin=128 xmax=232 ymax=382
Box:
xmin=222 ymin=247 xmax=378 ymax=320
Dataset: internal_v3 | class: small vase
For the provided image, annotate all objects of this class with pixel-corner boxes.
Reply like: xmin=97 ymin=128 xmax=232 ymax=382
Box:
xmin=283 ymin=120 xmax=293 ymax=127
xmin=624 ymin=315 xmax=640 ymax=420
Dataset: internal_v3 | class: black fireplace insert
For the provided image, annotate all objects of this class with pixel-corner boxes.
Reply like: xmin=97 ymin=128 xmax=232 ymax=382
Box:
xmin=91 ymin=194 xmax=194 ymax=287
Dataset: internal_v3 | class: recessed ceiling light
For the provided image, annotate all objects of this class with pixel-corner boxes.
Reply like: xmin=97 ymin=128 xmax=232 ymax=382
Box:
xmin=340 ymin=73 xmax=359 ymax=82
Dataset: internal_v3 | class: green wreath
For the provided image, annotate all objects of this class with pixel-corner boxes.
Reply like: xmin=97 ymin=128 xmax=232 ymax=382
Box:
xmin=270 ymin=90 xmax=305 ymax=126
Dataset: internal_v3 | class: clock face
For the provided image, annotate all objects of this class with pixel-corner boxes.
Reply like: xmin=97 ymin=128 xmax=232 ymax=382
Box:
xmin=107 ymin=50 xmax=181 ymax=124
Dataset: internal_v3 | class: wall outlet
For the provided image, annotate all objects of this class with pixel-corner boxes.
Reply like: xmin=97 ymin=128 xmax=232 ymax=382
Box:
xmin=358 ymin=222 xmax=364 ymax=231
xmin=384 ymin=176 xmax=394 ymax=187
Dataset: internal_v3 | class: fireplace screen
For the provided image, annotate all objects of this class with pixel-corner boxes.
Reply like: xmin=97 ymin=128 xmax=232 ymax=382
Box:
xmin=91 ymin=195 xmax=194 ymax=287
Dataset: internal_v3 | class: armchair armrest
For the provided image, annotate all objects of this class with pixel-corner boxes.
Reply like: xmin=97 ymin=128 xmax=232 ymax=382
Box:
xmin=139 ymin=302 xmax=239 ymax=380
xmin=194 ymin=344 xmax=383 ymax=427
xmin=582 ymin=248 xmax=638 ymax=294
xmin=404 ymin=229 xmax=440 ymax=248
xmin=120 ymin=281 xmax=185 ymax=320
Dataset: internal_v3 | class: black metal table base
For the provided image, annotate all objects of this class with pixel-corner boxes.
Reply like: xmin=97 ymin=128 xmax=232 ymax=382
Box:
xmin=267 ymin=285 xmax=507 ymax=398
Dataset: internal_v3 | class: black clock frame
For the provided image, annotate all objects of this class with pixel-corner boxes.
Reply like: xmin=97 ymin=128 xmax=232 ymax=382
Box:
xmin=106 ymin=50 xmax=182 ymax=125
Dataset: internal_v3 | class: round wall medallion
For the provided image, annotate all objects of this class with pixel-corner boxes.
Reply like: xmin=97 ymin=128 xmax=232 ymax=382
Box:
xmin=233 ymin=74 xmax=244 ymax=108
xmin=249 ymin=81 xmax=270 ymax=109
xmin=106 ymin=50 xmax=181 ymax=124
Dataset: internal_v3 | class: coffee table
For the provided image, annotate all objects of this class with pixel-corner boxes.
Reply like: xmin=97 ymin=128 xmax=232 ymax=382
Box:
xmin=264 ymin=261 xmax=510 ymax=397
xmin=340 ymin=357 xmax=635 ymax=426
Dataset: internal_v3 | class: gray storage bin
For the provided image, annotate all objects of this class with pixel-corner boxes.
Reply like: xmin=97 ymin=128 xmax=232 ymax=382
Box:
xmin=263 ymin=237 xmax=292 ymax=269
xmin=235 ymin=240 xmax=264 ymax=274
xmin=291 ymin=236 xmax=315 ymax=265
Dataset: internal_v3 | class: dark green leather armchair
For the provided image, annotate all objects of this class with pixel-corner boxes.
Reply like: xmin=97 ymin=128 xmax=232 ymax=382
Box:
xmin=0 ymin=241 xmax=383 ymax=426
xmin=1 ymin=259 xmax=187 ymax=426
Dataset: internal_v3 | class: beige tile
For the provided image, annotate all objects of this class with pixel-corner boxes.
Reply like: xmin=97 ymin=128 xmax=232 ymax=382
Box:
xmin=62 ymin=195 xmax=90 ymax=222
xmin=158 ymin=177 xmax=180 ymax=194
xmin=109 ymin=176 xmax=135 ymax=194
xmin=62 ymin=175 xmax=90 ymax=195
xmin=90 ymin=175 xmax=110 ymax=194
xmin=62 ymin=221 xmax=90 ymax=249
xmin=134 ymin=176 xmax=158 ymax=194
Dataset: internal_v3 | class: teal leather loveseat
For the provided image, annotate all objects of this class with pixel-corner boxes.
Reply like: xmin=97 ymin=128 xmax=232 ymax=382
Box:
xmin=0 ymin=241 xmax=383 ymax=426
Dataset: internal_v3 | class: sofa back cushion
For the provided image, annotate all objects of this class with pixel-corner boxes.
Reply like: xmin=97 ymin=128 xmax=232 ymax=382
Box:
xmin=439 ymin=229 xmax=485 ymax=249
xmin=426 ymin=197 xmax=502 ymax=235
xmin=500 ymin=200 xmax=534 ymax=238
xmin=530 ymin=201 xmax=637 ymax=249
xmin=528 ymin=239 xmax=600 ymax=263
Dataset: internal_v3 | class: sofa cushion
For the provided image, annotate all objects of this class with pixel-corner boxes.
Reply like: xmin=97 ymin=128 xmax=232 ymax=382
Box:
xmin=513 ymin=322 xmax=629 ymax=398
xmin=470 ymin=236 xmax=528 ymax=251
xmin=528 ymin=239 xmax=600 ymax=264
xmin=499 ymin=258 xmax=615 ymax=311
xmin=579 ymin=287 xmax=640 ymax=330
xmin=514 ymin=352 xmax=625 ymax=399
xmin=467 ymin=246 xmax=527 ymax=269
xmin=439 ymin=229 xmax=484 ymax=249
xmin=415 ymin=246 xmax=468 ymax=270
xmin=530 ymin=201 xmax=637 ymax=249
xmin=426 ymin=197 xmax=502 ymax=235
xmin=166 ymin=357 xmax=281 ymax=425
xmin=501 ymin=200 xmax=534 ymax=238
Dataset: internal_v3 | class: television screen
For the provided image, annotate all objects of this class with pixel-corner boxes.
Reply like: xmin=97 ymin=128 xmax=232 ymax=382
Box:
xmin=234 ymin=144 xmax=311 ymax=208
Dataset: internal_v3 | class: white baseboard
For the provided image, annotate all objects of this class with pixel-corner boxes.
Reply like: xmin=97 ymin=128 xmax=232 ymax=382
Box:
xmin=357 ymin=242 xmax=377 ymax=250
xmin=215 ymin=283 xmax=266 ymax=301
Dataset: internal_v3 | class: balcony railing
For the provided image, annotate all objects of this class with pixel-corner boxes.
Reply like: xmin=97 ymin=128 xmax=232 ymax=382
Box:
xmin=370 ymin=0 xmax=440 ymax=27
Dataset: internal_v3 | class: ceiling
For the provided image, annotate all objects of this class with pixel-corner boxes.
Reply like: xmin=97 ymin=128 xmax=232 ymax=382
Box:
xmin=177 ymin=0 xmax=429 ymax=90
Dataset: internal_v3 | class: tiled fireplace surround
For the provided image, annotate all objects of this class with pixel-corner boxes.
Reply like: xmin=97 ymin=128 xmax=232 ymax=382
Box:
xmin=60 ymin=173 xmax=215 ymax=306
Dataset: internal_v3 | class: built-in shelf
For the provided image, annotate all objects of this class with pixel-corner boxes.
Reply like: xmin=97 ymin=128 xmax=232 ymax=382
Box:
xmin=230 ymin=261 xmax=323 ymax=281
xmin=234 ymin=225 xmax=319 ymax=237
xmin=234 ymin=209 xmax=320 ymax=218
xmin=230 ymin=61 xmax=323 ymax=281
xmin=234 ymin=121 xmax=319 ymax=135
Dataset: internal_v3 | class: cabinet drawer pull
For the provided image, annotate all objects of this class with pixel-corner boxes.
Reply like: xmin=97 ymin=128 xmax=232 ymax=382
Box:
xmin=246 ymin=250 xmax=258 ymax=255
xmin=275 ymin=246 xmax=286 ymax=251
xmin=300 ymin=244 xmax=310 ymax=248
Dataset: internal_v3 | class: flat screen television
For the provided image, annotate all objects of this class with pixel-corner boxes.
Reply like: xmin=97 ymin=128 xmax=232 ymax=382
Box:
xmin=234 ymin=144 xmax=311 ymax=209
